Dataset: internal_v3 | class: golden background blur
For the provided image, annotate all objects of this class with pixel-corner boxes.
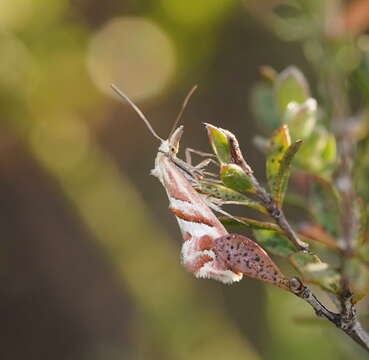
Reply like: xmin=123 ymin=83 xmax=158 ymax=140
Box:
xmin=0 ymin=1 xmax=368 ymax=359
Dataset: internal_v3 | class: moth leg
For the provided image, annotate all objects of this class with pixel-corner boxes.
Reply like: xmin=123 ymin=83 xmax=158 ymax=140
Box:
xmin=171 ymin=153 xmax=218 ymax=182
xmin=214 ymin=200 xmax=253 ymax=206
xmin=192 ymin=159 xmax=219 ymax=178
xmin=185 ymin=148 xmax=217 ymax=167
xmin=201 ymin=171 xmax=219 ymax=178
xmin=204 ymin=198 xmax=246 ymax=225
xmin=193 ymin=158 xmax=212 ymax=169
xmin=184 ymin=148 xmax=219 ymax=181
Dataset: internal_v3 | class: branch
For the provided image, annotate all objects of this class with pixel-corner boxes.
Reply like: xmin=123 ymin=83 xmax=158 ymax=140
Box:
xmin=226 ymin=125 xmax=369 ymax=352
xmin=289 ymin=278 xmax=369 ymax=352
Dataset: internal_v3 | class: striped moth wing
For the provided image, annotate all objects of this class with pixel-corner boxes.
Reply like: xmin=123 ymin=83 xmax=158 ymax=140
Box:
xmin=152 ymin=127 xmax=289 ymax=290
xmin=151 ymin=127 xmax=241 ymax=284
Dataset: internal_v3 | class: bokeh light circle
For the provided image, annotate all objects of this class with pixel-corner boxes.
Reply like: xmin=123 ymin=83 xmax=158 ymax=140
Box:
xmin=0 ymin=0 xmax=32 ymax=31
xmin=159 ymin=0 xmax=234 ymax=27
xmin=87 ymin=17 xmax=176 ymax=101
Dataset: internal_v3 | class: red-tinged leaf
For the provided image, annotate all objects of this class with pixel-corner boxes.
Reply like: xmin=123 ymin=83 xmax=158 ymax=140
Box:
xmin=298 ymin=224 xmax=338 ymax=250
xmin=214 ymin=234 xmax=291 ymax=291
xmin=259 ymin=65 xmax=277 ymax=82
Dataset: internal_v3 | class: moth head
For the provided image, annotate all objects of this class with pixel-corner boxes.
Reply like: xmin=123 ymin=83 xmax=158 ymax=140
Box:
xmin=166 ymin=125 xmax=184 ymax=156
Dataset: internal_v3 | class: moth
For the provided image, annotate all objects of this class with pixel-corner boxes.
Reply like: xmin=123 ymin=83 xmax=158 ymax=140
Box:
xmin=111 ymin=84 xmax=289 ymax=289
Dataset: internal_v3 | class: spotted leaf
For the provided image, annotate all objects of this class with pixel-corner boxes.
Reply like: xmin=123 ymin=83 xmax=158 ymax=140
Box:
xmin=267 ymin=124 xmax=300 ymax=207
xmin=220 ymin=164 xmax=254 ymax=193
xmin=195 ymin=181 xmax=266 ymax=214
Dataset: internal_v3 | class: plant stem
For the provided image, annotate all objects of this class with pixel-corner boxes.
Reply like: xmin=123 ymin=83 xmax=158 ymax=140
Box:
xmin=290 ymin=278 xmax=369 ymax=352
xmin=226 ymin=122 xmax=369 ymax=352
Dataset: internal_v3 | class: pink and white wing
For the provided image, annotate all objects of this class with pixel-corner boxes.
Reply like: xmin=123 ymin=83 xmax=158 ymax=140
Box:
xmin=153 ymin=155 xmax=243 ymax=284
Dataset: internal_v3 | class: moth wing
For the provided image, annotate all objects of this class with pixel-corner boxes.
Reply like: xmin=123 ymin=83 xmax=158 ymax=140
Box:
xmin=213 ymin=234 xmax=290 ymax=291
xmin=158 ymin=156 xmax=227 ymax=238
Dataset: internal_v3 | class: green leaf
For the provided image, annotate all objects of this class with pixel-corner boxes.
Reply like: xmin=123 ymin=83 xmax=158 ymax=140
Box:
xmin=195 ymin=181 xmax=266 ymax=213
xmin=274 ymin=66 xmax=310 ymax=114
xmin=358 ymin=242 xmax=369 ymax=262
xmin=307 ymin=175 xmax=341 ymax=238
xmin=267 ymin=125 xmax=296 ymax=207
xmin=196 ymin=181 xmax=251 ymax=201
xmin=321 ymin=133 xmax=337 ymax=164
xmin=295 ymin=126 xmax=337 ymax=176
xmin=357 ymin=197 xmax=368 ymax=247
xmin=344 ymin=258 xmax=369 ymax=303
xmin=282 ymin=98 xmax=317 ymax=140
xmin=251 ymin=82 xmax=280 ymax=130
xmin=354 ymin=51 xmax=369 ymax=103
xmin=220 ymin=217 xmax=282 ymax=232
xmin=273 ymin=3 xmax=304 ymax=19
xmin=204 ymin=123 xmax=232 ymax=164
xmin=290 ymin=253 xmax=340 ymax=293
xmin=277 ymin=140 xmax=302 ymax=207
xmin=253 ymin=229 xmax=296 ymax=257
xmin=354 ymin=137 xmax=369 ymax=212
xmin=220 ymin=164 xmax=254 ymax=193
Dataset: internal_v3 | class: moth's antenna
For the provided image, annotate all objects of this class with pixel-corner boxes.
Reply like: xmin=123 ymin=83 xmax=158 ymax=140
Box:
xmin=111 ymin=84 xmax=164 ymax=142
xmin=169 ymin=85 xmax=198 ymax=137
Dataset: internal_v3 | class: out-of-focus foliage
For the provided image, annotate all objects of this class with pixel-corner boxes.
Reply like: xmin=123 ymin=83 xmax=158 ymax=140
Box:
xmin=253 ymin=229 xmax=296 ymax=257
xmin=252 ymin=66 xmax=337 ymax=177
xmin=1 ymin=0 xmax=369 ymax=359
xmin=0 ymin=1 xmax=262 ymax=359
xmin=274 ymin=66 xmax=310 ymax=114
xmin=290 ymin=252 xmax=340 ymax=294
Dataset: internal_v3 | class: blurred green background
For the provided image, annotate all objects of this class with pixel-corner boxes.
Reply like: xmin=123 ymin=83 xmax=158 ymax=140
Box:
xmin=0 ymin=0 xmax=368 ymax=359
